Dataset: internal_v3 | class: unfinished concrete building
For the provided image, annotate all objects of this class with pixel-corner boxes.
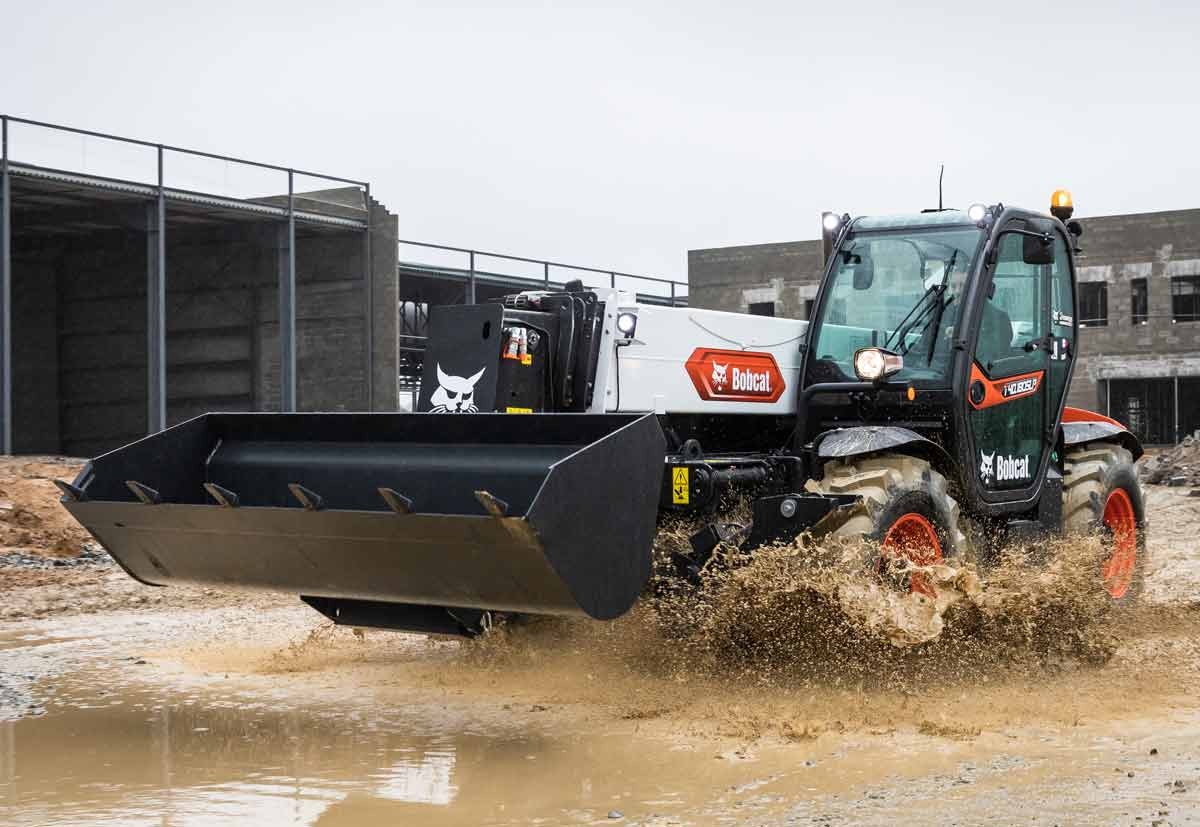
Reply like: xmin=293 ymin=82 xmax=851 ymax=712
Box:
xmin=0 ymin=116 xmax=398 ymax=457
xmin=689 ymin=209 xmax=1200 ymax=445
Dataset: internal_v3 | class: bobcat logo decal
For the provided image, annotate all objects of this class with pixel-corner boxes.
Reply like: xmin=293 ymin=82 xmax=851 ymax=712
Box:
xmin=429 ymin=364 xmax=486 ymax=413
xmin=979 ymin=451 xmax=995 ymax=484
xmin=711 ymin=362 xmax=728 ymax=390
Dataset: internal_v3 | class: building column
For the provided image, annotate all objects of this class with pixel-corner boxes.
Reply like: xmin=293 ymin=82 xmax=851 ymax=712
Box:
xmin=363 ymin=184 xmax=374 ymax=411
xmin=147 ymin=146 xmax=167 ymax=434
xmin=278 ymin=171 xmax=297 ymax=412
xmin=0 ymin=118 xmax=12 ymax=454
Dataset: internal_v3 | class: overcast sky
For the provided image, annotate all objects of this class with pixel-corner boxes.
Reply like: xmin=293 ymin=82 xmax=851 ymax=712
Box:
xmin=2 ymin=0 xmax=1198 ymax=285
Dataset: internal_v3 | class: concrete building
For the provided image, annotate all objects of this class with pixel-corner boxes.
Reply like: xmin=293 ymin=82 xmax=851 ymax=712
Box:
xmin=1 ymin=116 xmax=398 ymax=457
xmin=689 ymin=209 xmax=1200 ymax=445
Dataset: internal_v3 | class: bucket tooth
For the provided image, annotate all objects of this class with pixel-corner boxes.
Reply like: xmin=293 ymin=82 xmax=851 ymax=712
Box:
xmin=54 ymin=479 xmax=87 ymax=502
xmin=474 ymin=490 xmax=509 ymax=518
xmin=287 ymin=483 xmax=324 ymax=511
xmin=125 ymin=480 xmax=160 ymax=505
xmin=378 ymin=487 xmax=413 ymax=514
xmin=203 ymin=482 xmax=240 ymax=508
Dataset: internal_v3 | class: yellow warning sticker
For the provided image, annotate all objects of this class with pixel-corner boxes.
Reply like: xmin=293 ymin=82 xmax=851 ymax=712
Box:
xmin=506 ymin=406 xmax=533 ymax=414
xmin=671 ymin=467 xmax=689 ymax=505
xmin=521 ymin=354 xmax=533 ymax=366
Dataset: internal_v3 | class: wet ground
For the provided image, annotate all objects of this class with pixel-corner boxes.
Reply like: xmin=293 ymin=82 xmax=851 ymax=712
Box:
xmin=0 ymin=486 xmax=1199 ymax=825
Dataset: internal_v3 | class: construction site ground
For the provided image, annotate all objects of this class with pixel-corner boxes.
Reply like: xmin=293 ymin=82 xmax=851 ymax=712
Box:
xmin=1 ymin=456 xmax=1200 ymax=825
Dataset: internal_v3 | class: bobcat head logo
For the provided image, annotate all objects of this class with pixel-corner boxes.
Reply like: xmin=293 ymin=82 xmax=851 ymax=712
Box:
xmin=429 ymin=364 xmax=485 ymax=413
xmin=711 ymin=362 xmax=728 ymax=390
xmin=979 ymin=451 xmax=995 ymax=483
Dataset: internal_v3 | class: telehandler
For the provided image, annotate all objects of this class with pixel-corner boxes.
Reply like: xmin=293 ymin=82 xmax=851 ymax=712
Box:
xmin=59 ymin=191 xmax=1144 ymax=636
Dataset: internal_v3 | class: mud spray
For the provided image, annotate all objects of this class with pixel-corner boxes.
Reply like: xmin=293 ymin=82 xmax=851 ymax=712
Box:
xmin=444 ymin=518 xmax=1200 ymax=740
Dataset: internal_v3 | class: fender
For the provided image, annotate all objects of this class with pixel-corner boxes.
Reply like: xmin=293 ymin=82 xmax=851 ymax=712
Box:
xmin=815 ymin=425 xmax=958 ymax=484
xmin=1061 ymin=407 xmax=1144 ymax=460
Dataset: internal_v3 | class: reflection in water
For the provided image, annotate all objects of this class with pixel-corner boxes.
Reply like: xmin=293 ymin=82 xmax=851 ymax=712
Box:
xmin=0 ymin=685 xmax=475 ymax=826
xmin=373 ymin=750 xmax=457 ymax=805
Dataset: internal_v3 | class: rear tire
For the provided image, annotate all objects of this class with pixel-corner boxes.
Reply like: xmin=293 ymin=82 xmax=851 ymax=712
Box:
xmin=812 ymin=454 xmax=966 ymax=595
xmin=1062 ymin=443 xmax=1147 ymax=605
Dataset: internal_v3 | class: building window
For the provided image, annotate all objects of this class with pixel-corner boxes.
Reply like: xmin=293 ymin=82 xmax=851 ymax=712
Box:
xmin=749 ymin=301 xmax=775 ymax=317
xmin=1171 ymin=275 xmax=1200 ymax=322
xmin=1131 ymin=278 xmax=1148 ymax=325
xmin=1078 ymin=282 xmax=1108 ymax=327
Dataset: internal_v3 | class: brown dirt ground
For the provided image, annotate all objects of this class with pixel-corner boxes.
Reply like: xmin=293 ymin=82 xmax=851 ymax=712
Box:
xmin=0 ymin=456 xmax=90 ymax=558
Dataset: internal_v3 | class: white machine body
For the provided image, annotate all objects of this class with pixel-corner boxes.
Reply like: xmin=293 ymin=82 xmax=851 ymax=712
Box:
xmin=583 ymin=289 xmax=808 ymax=416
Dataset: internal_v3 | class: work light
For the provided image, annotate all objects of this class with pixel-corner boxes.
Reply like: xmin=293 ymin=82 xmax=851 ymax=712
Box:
xmin=853 ymin=347 xmax=904 ymax=382
xmin=616 ymin=312 xmax=638 ymax=337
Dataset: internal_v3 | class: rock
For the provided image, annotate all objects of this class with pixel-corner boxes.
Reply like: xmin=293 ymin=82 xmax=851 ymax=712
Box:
xmin=608 ymin=811 xmax=623 ymax=820
xmin=1150 ymin=748 xmax=1158 ymax=755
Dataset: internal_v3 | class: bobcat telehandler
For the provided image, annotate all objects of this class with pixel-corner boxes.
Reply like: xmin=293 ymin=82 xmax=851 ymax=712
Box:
xmin=59 ymin=191 xmax=1145 ymax=637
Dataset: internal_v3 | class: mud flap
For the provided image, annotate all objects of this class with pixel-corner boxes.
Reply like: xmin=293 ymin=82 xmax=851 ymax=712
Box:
xmin=60 ymin=412 xmax=666 ymax=622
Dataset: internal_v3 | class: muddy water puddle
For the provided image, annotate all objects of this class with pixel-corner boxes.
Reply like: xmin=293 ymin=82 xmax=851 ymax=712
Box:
xmin=0 ymin=610 xmax=1198 ymax=826
xmin=0 ymin=665 xmax=929 ymax=826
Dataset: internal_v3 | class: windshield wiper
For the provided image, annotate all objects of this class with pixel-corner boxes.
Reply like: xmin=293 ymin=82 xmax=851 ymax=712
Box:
xmin=883 ymin=283 xmax=945 ymax=352
xmin=883 ymin=249 xmax=960 ymax=357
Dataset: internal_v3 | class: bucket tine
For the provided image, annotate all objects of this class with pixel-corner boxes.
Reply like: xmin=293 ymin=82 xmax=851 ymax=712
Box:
xmin=203 ymin=482 xmax=240 ymax=508
xmin=288 ymin=483 xmax=324 ymax=511
xmin=474 ymin=490 xmax=509 ymax=518
xmin=54 ymin=479 xmax=87 ymax=502
xmin=125 ymin=480 xmax=161 ymax=505
xmin=378 ymin=487 xmax=413 ymax=514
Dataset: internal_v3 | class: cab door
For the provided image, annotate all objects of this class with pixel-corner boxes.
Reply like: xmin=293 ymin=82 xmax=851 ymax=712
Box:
xmin=965 ymin=222 xmax=1065 ymax=501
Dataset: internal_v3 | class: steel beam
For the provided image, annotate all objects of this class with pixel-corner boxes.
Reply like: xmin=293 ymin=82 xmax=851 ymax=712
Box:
xmin=0 ymin=118 xmax=11 ymax=454
xmin=278 ymin=171 xmax=297 ymax=412
xmin=146 ymin=146 xmax=167 ymax=434
xmin=468 ymin=250 xmax=476 ymax=304
xmin=1174 ymin=374 xmax=1180 ymax=444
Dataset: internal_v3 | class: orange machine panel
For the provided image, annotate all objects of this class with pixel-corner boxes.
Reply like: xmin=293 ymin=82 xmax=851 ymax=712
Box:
xmin=968 ymin=362 xmax=1044 ymax=410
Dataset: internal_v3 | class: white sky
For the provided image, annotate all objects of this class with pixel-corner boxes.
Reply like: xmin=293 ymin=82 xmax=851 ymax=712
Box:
xmin=2 ymin=0 xmax=1198 ymax=284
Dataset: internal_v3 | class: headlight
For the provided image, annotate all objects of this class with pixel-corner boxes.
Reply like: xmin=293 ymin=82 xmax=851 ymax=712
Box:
xmin=616 ymin=312 xmax=637 ymax=337
xmin=967 ymin=203 xmax=987 ymax=223
xmin=853 ymin=347 xmax=904 ymax=382
xmin=821 ymin=212 xmax=842 ymax=232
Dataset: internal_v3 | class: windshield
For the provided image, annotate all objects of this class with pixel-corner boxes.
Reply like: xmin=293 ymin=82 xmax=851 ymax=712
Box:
xmin=805 ymin=226 xmax=984 ymax=386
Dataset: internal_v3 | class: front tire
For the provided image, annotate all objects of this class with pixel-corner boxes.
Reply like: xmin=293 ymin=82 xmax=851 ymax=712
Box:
xmin=813 ymin=454 xmax=966 ymax=595
xmin=1062 ymin=443 xmax=1147 ymax=604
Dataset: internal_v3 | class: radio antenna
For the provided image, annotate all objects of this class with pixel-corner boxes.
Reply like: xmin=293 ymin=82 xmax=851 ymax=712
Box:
xmin=938 ymin=164 xmax=945 ymax=211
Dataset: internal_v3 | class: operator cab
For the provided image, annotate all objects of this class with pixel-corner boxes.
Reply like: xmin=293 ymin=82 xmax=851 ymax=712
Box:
xmin=801 ymin=193 xmax=1083 ymax=519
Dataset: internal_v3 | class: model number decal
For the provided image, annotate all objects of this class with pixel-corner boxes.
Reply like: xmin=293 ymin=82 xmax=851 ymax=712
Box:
xmin=1001 ymin=376 xmax=1040 ymax=398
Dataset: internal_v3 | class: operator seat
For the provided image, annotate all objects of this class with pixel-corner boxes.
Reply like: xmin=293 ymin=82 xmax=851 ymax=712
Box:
xmin=979 ymin=299 xmax=1016 ymax=360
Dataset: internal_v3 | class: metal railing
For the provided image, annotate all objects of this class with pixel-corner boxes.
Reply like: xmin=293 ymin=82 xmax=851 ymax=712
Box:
xmin=398 ymin=239 xmax=687 ymax=306
xmin=1 ymin=114 xmax=370 ymax=196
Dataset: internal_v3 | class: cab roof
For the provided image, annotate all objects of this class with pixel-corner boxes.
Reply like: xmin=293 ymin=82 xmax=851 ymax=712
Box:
xmin=852 ymin=210 xmax=976 ymax=231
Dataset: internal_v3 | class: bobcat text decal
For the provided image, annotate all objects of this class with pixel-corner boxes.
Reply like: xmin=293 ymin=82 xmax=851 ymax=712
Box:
xmin=685 ymin=348 xmax=786 ymax=403
xmin=980 ymin=450 xmax=1031 ymax=485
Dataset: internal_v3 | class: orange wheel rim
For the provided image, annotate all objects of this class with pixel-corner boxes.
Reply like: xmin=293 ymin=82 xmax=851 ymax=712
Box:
xmin=881 ymin=513 xmax=943 ymax=596
xmin=1101 ymin=488 xmax=1137 ymax=599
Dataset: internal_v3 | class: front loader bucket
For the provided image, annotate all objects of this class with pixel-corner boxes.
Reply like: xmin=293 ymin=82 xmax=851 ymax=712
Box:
xmin=60 ymin=412 xmax=666 ymax=622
